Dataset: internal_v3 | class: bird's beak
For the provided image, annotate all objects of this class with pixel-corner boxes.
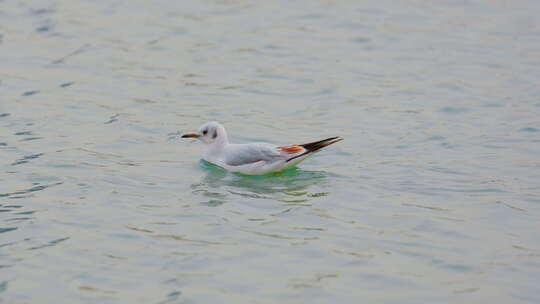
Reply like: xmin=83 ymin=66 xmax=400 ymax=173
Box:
xmin=181 ymin=133 xmax=200 ymax=138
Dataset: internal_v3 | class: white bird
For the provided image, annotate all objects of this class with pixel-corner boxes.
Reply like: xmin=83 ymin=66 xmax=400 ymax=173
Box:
xmin=181 ymin=121 xmax=343 ymax=175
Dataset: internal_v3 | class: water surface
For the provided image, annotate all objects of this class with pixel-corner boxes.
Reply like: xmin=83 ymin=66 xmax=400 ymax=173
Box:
xmin=1 ymin=0 xmax=540 ymax=303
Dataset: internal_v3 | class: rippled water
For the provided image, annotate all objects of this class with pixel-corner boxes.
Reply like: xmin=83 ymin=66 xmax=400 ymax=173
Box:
xmin=2 ymin=0 xmax=540 ymax=303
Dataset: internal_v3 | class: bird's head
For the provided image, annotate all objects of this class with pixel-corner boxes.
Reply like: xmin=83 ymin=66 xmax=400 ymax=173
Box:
xmin=181 ymin=121 xmax=228 ymax=145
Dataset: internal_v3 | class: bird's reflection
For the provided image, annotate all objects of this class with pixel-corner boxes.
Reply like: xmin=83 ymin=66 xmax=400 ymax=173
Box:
xmin=192 ymin=160 xmax=332 ymax=206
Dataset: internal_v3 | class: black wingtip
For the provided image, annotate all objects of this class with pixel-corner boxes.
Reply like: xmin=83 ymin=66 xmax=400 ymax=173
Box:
xmin=300 ymin=136 xmax=343 ymax=151
xmin=287 ymin=136 xmax=343 ymax=162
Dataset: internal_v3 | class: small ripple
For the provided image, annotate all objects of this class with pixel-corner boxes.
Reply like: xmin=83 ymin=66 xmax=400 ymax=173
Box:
xmin=241 ymin=229 xmax=318 ymax=241
xmin=402 ymin=203 xmax=449 ymax=211
xmin=126 ymin=225 xmax=154 ymax=233
xmin=0 ymin=227 xmax=17 ymax=234
xmin=308 ymin=192 xmax=329 ymax=197
xmin=51 ymin=44 xmax=90 ymax=64
xmin=227 ymin=190 xmax=268 ymax=199
xmin=426 ymin=167 xmax=467 ymax=176
xmin=454 ymin=287 xmax=480 ymax=294
xmin=21 ymin=90 xmax=39 ymax=96
xmin=192 ymin=189 xmax=227 ymax=199
xmin=29 ymin=237 xmax=69 ymax=250
xmin=358 ymin=273 xmax=418 ymax=289
xmin=36 ymin=25 xmax=50 ymax=32
xmin=32 ymin=8 xmax=55 ymax=15
xmin=79 ymin=285 xmax=116 ymax=295
xmin=483 ymin=103 xmax=504 ymax=108
xmin=436 ymin=83 xmax=464 ymax=92
xmin=494 ymin=200 xmax=526 ymax=212
xmin=15 ymin=131 xmax=41 ymax=141
xmin=520 ymin=127 xmax=539 ymax=133
xmin=153 ymin=234 xmax=225 ymax=245
xmin=292 ymin=226 xmax=326 ymax=231
xmin=427 ymin=135 xmax=445 ymax=141
xmin=431 ymin=259 xmax=474 ymax=272
xmin=21 ymin=137 xmax=42 ymax=142
xmin=0 ymin=205 xmax=22 ymax=209
xmin=201 ymin=199 xmax=225 ymax=207
xmin=440 ymin=142 xmax=459 ymax=149
xmin=333 ymin=249 xmax=376 ymax=259
xmin=439 ymin=107 xmax=468 ymax=114
xmin=0 ymin=182 xmax=62 ymax=198
xmin=159 ymin=291 xmax=182 ymax=304
xmin=104 ymin=254 xmax=127 ymax=260
xmin=132 ymin=98 xmax=157 ymax=104
xmin=427 ymin=187 xmax=505 ymax=193
xmin=352 ymin=37 xmax=370 ymax=43
xmin=0 ymin=240 xmax=19 ymax=248
xmin=60 ymin=82 xmax=75 ymax=88
xmin=5 ymin=217 xmax=32 ymax=222
xmin=104 ymin=114 xmax=120 ymax=124
xmin=279 ymin=198 xmax=309 ymax=205
xmin=242 ymin=88 xmax=334 ymax=97
xmin=11 ymin=153 xmax=44 ymax=166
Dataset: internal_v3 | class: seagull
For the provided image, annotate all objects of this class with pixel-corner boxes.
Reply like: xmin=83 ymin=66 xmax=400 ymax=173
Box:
xmin=181 ymin=121 xmax=343 ymax=175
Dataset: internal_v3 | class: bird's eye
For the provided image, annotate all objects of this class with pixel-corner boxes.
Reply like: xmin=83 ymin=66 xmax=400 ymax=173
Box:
xmin=203 ymin=130 xmax=207 ymax=135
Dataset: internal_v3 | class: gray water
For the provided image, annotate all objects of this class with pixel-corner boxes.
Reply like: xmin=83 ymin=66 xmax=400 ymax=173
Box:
xmin=1 ymin=0 xmax=540 ymax=303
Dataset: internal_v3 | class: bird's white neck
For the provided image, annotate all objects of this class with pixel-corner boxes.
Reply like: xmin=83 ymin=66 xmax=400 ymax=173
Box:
xmin=203 ymin=125 xmax=229 ymax=159
xmin=215 ymin=125 xmax=229 ymax=145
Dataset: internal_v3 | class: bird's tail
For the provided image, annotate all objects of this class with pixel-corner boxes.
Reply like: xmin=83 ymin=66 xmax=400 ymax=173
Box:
xmin=286 ymin=136 xmax=343 ymax=162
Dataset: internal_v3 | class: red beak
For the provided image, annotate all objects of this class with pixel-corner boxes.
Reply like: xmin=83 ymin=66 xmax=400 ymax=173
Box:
xmin=181 ymin=133 xmax=200 ymax=138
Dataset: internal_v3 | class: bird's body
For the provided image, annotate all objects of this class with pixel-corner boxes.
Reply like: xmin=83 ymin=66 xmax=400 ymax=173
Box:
xmin=182 ymin=122 xmax=342 ymax=175
xmin=203 ymin=142 xmax=311 ymax=175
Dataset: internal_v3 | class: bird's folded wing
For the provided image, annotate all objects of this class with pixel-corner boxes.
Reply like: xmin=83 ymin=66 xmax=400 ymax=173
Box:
xmin=224 ymin=143 xmax=281 ymax=166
